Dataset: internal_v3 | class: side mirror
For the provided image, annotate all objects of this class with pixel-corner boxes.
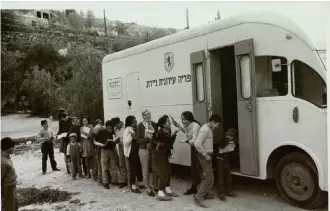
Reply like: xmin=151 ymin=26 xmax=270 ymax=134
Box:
xmin=271 ymin=59 xmax=282 ymax=72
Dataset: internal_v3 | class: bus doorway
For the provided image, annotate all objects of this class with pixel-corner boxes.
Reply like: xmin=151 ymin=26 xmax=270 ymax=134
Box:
xmin=209 ymin=39 xmax=259 ymax=177
xmin=209 ymin=46 xmax=240 ymax=170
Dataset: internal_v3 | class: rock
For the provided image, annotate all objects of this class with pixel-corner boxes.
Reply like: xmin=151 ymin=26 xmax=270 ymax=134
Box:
xmin=26 ymin=141 xmax=32 ymax=145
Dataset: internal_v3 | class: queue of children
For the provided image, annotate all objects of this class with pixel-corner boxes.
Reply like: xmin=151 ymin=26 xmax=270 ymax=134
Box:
xmin=43 ymin=109 xmax=235 ymax=208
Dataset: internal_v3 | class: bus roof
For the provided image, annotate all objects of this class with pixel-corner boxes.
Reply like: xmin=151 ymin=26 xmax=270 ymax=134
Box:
xmin=102 ymin=11 xmax=314 ymax=64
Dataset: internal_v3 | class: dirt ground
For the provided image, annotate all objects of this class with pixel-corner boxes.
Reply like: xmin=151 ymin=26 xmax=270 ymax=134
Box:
xmin=2 ymin=115 xmax=328 ymax=211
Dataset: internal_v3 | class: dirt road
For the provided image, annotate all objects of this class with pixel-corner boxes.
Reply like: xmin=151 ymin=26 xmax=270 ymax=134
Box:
xmin=2 ymin=115 xmax=328 ymax=211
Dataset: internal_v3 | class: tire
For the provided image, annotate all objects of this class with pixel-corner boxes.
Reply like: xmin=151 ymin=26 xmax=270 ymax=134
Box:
xmin=275 ymin=152 xmax=326 ymax=210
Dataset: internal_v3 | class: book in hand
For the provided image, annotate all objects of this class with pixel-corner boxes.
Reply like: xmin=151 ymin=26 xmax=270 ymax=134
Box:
xmin=145 ymin=129 xmax=154 ymax=139
xmin=57 ymin=133 xmax=67 ymax=139
xmin=218 ymin=141 xmax=235 ymax=154
xmin=82 ymin=126 xmax=91 ymax=135
xmin=81 ymin=134 xmax=88 ymax=139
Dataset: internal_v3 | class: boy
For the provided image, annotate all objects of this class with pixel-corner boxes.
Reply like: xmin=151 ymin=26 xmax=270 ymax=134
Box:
xmin=90 ymin=119 xmax=104 ymax=183
xmin=57 ymin=112 xmax=73 ymax=174
xmin=1 ymin=137 xmax=18 ymax=211
xmin=216 ymin=128 xmax=238 ymax=201
xmin=94 ymin=120 xmax=120 ymax=189
xmin=194 ymin=114 xmax=222 ymax=208
xmin=38 ymin=120 xmax=60 ymax=174
xmin=67 ymin=133 xmax=83 ymax=180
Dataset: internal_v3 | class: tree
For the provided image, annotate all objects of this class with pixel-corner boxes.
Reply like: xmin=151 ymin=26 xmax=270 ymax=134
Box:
xmin=67 ymin=11 xmax=85 ymax=31
xmin=114 ymin=21 xmax=127 ymax=35
xmin=1 ymin=10 xmax=30 ymax=32
xmin=215 ymin=9 xmax=221 ymax=20
xmin=86 ymin=10 xmax=95 ymax=29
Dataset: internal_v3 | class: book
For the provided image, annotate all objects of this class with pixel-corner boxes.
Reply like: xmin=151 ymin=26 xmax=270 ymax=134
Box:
xmin=82 ymin=126 xmax=91 ymax=135
xmin=81 ymin=134 xmax=88 ymax=139
xmin=57 ymin=133 xmax=67 ymax=139
xmin=218 ymin=142 xmax=235 ymax=154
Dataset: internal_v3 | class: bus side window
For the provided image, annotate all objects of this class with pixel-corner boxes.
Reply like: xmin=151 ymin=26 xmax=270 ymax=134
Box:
xmin=255 ymin=56 xmax=288 ymax=97
xmin=292 ymin=60 xmax=327 ymax=108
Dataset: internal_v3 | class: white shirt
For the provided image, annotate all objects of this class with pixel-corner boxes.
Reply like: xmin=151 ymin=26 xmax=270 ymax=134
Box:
xmin=123 ymin=127 xmax=135 ymax=157
xmin=183 ymin=122 xmax=201 ymax=145
xmin=194 ymin=123 xmax=214 ymax=156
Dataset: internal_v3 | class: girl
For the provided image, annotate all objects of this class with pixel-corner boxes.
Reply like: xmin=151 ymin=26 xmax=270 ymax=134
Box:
xmin=80 ymin=115 xmax=94 ymax=179
xmin=152 ymin=115 xmax=180 ymax=201
xmin=123 ymin=115 xmax=143 ymax=193
xmin=170 ymin=111 xmax=201 ymax=195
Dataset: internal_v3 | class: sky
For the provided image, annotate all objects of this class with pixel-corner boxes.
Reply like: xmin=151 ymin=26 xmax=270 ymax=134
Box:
xmin=2 ymin=1 xmax=329 ymax=49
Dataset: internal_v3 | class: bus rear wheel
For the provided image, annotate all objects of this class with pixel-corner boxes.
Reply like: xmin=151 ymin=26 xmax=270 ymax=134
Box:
xmin=275 ymin=152 xmax=326 ymax=210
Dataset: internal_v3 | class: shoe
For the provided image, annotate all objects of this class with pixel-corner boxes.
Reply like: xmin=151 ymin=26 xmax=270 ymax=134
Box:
xmin=112 ymin=182 xmax=119 ymax=186
xmin=98 ymin=180 xmax=103 ymax=185
xmin=204 ymin=193 xmax=215 ymax=200
xmin=104 ymin=184 xmax=110 ymax=189
xmin=93 ymin=176 xmax=97 ymax=181
xmin=118 ymin=183 xmax=126 ymax=189
xmin=139 ymin=185 xmax=146 ymax=189
xmin=42 ymin=171 xmax=46 ymax=175
xmin=73 ymin=177 xmax=76 ymax=180
xmin=53 ymin=168 xmax=60 ymax=171
xmin=226 ymin=192 xmax=237 ymax=198
xmin=131 ymin=188 xmax=141 ymax=194
xmin=165 ymin=192 xmax=179 ymax=197
xmin=219 ymin=194 xmax=226 ymax=202
xmin=85 ymin=175 xmax=91 ymax=179
xmin=194 ymin=195 xmax=208 ymax=208
xmin=66 ymin=166 xmax=71 ymax=174
xmin=156 ymin=195 xmax=172 ymax=201
xmin=183 ymin=188 xmax=197 ymax=195
xmin=147 ymin=190 xmax=156 ymax=197
xmin=79 ymin=174 xmax=84 ymax=178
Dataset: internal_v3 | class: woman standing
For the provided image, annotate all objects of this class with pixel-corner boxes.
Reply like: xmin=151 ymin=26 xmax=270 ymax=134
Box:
xmin=152 ymin=115 xmax=180 ymax=201
xmin=123 ymin=115 xmax=143 ymax=193
xmin=57 ymin=112 xmax=72 ymax=174
xmin=80 ymin=115 xmax=94 ymax=179
xmin=170 ymin=111 xmax=201 ymax=195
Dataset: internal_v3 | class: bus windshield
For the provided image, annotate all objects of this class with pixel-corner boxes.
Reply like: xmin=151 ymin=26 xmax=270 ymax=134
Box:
xmin=292 ymin=60 xmax=327 ymax=108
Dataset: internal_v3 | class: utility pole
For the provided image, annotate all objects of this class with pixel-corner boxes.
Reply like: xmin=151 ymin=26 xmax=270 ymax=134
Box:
xmin=103 ymin=9 xmax=108 ymax=53
xmin=185 ymin=9 xmax=189 ymax=30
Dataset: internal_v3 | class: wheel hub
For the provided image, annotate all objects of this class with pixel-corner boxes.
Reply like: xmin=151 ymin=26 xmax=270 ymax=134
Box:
xmin=280 ymin=162 xmax=314 ymax=201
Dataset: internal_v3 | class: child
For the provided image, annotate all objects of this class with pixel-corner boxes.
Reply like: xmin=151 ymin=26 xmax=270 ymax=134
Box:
xmin=57 ymin=112 xmax=72 ymax=174
xmin=67 ymin=133 xmax=84 ymax=180
xmin=123 ymin=115 xmax=143 ymax=193
xmin=38 ymin=120 xmax=60 ymax=174
xmin=80 ymin=115 xmax=94 ymax=179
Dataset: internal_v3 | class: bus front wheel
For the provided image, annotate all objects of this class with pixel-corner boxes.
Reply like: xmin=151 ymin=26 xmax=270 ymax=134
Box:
xmin=275 ymin=152 xmax=326 ymax=210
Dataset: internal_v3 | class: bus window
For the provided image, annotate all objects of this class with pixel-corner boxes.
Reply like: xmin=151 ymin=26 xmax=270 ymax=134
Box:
xmin=255 ymin=56 xmax=288 ymax=97
xmin=292 ymin=60 xmax=327 ymax=108
xmin=195 ymin=64 xmax=205 ymax=102
xmin=240 ymin=55 xmax=251 ymax=99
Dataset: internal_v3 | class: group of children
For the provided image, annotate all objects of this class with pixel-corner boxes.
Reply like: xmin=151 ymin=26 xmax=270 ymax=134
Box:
xmin=38 ymin=109 xmax=237 ymax=208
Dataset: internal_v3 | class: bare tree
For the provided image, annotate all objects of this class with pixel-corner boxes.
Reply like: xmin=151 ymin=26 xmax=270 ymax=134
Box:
xmin=67 ymin=12 xmax=84 ymax=31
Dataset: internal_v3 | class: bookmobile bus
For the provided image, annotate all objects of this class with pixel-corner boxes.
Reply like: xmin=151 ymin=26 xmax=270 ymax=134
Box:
xmin=102 ymin=12 xmax=328 ymax=209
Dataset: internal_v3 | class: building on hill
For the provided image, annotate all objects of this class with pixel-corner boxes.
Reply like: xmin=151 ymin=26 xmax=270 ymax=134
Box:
xmin=16 ymin=10 xmax=53 ymax=29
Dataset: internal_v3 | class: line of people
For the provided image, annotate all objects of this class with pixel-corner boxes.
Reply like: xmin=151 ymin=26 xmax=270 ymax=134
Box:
xmin=39 ymin=109 xmax=237 ymax=208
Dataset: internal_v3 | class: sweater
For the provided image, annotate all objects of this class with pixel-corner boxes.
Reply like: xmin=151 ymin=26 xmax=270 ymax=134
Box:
xmin=1 ymin=152 xmax=17 ymax=186
xmin=183 ymin=122 xmax=201 ymax=146
xmin=154 ymin=128 xmax=177 ymax=154
xmin=136 ymin=121 xmax=156 ymax=149
xmin=194 ymin=123 xmax=214 ymax=156
xmin=123 ymin=127 xmax=136 ymax=157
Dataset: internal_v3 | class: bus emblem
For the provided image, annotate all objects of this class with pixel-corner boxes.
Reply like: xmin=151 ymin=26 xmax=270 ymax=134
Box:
xmin=164 ymin=52 xmax=174 ymax=72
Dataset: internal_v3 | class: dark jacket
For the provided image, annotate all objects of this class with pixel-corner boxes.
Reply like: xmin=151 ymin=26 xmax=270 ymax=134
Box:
xmin=96 ymin=129 xmax=116 ymax=150
xmin=154 ymin=128 xmax=176 ymax=155
xmin=136 ymin=121 xmax=156 ymax=149
xmin=57 ymin=117 xmax=72 ymax=135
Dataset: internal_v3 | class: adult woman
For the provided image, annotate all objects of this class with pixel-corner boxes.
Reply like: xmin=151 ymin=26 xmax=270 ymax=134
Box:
xmin=57 ymin=112 xmax=72 ymax=174
xmin=80 ymin=115 xmax=94 ymax=178
xmin=170 ymin=111 xmax=201 ymax=195
xmin=152 ymin=115 xmax=180 ymax=201
xmin=123 ymin=115 xmax=143 ymax=193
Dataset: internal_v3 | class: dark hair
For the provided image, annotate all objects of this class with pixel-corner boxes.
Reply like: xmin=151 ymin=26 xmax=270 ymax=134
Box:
xmin=181 ymin=111 xmax=200 ymax=126
xmin=125 ymin=115 xmax=136 ymax=128
xmin=209 ymin=114 xmax=222 ymax=123
xmin=41 ymin=120 xmax=48 ymax=126
xmin=153 ymin=115 xmax=169 ymax=140
xmin=110 ymin=117 xmax=121 ymax=129
xmin=59 ymin=113 xmax=68 ymax=120
xmin=105 ymin=120 xmax=112 ymax=128
xmin=1 ymin=137 xmax=15 ymax=151
xmin=81 ymin=115 xmax=90 ymax=125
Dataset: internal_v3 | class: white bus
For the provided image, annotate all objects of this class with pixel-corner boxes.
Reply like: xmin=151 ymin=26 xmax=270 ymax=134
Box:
xmin=102 ymin=11 xmax=327 ymax=209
